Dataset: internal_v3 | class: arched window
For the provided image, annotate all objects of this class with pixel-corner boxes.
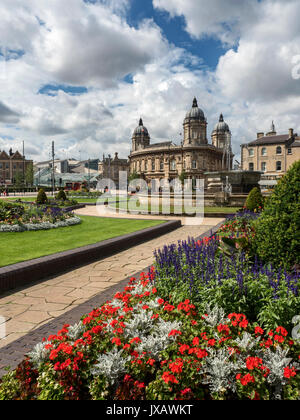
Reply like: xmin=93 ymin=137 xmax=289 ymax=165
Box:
xmin=276 ymin=146 xmax=282 ymax=155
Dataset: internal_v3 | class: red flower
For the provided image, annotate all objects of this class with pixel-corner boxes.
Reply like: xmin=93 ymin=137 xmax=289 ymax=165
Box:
xmin=192 ymin=337 xmax=200 ymax=346
xmin=162 ymin=371 xmax=179 ymax=384
xmin=246 ymin=357 xmax=263 ymax=370
xmin=254 ymin=326 xmax=264 ymax=335
xmin=112 ymin=337 xmax=122 ymax=346
xmin=283 ymin=367 xmax=297 ymax=379
xmin=169 ymin=329 xmax=181 ymax=337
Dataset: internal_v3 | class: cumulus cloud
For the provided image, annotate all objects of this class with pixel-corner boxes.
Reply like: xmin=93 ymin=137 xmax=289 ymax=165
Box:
xmin=0 ymin=101 xmax=20 ymax=123
xmin=153 ymin=0 xmax=258 ymax=45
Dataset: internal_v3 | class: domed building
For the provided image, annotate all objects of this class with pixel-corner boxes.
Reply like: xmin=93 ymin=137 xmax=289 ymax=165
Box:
xmin=129 ymin=98 xmax=234 ymax=186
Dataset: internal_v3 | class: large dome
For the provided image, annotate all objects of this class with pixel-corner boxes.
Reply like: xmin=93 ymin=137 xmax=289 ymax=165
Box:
xmin=213 ymin=114 xmax=230 ymax=132
xmin=133 ymin=118 xmax=149 ymax=136
xmin=185 ymin=97 xmax=205 ymax=121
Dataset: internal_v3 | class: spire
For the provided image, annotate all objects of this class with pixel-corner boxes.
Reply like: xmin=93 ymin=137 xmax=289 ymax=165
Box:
xmin=219 ymin=114 xmax=224 ymax=122
xmin=192 ymin=97 xmax=198 ymax=108
xmin=139 ymin=118 xmax=143 ymax=126
xmin=271 ymin=120 xmax=275 ymax=132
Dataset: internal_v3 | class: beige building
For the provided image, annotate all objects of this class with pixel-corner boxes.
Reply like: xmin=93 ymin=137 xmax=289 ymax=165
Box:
xmin=129 ymin=98 xmax=234 ymax=187
xmin=0 ymin=148 xmax=33 ymax=186
xmin=241 ymin=123 xmax=300 ymax=188
xmin=98 ymin=153 xmax=129 ymax=188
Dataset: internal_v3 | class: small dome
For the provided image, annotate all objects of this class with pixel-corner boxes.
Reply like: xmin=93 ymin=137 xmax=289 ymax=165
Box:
xmin=213 ymin=114 xmax=230 ymax=132
xmin=133 ymin=118 xmax=149 ymax=136
xmin=185 ymin=97 xmax=205 ymax=121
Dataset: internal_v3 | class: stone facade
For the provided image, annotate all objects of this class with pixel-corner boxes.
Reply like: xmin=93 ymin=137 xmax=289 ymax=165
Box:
xmin=241 ymin=124 xmax=300 ymax=186
xmin=0 ymin=149 xmax=33 ymax=185
xmin=129 ymin=98 xmax=234 ymax=187
xmin=98 ymin=152 xmax=129 ymax=188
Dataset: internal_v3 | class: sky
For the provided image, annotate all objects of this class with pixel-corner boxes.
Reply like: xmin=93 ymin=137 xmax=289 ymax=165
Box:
xmin=0 ymin=0 xmax=300 ymax=163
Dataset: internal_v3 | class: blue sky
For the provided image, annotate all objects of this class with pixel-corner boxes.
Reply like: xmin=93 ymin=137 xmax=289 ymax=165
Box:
xmin=127 ymin=0 xmax=227 ymax=70
xmin=0 ymin=0 xmax=299 ymax=162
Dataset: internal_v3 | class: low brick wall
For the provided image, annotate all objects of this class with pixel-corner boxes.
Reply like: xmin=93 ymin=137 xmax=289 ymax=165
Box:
xmin=0 ymin=220 xmax=181 ymax=294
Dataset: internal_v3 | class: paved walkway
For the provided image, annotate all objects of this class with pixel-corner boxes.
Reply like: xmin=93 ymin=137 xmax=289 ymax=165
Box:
xmin=0 ymin=217 xmax=223 ymax=349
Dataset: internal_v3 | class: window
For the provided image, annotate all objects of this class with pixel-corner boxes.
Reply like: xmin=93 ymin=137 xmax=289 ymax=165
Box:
xmin=261 ymin=147 xmax=267 ymax=156
xmin=249 ymin=148 xmax=254 ymax=157
xmin=276 ymin=146 xmax=282 ymax=155
xmin=170 ymin=160 xmax=176 ymax=171
xmin=287 ymin=148 xmax=292 ymax=155
xmin=192 ymin=160 xmax=197 ymax=169
xmin=144 ymin=161 xmax=148 ymax=171
xmin=276 ymin=161 xmax=282 ymax=171
xmin=249 ymin=162 xmax=254 ymax=171
xmin=261 ymin=162 xmax=266 ymax=172
xmin=152 ymin=160 xmax=155 ymax=171
xmin=160 ymin=161 xmax=164 ymax=171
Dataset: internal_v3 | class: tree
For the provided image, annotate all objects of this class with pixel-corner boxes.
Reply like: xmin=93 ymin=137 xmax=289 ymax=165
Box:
xmin=14 ymin=171 xmax=24 ymax=189
xmin=253 ymin=160 xmax=300 ymax=270
xmin=245 ymin=187 xmax=264 ymax=212
xmin=128 ymin=171 xmax=140 ymax=183
xmin=25 ymin=163 xmax=34 ymax=186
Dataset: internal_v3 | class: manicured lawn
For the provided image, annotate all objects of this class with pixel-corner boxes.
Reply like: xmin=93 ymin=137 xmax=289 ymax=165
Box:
xmin=0 ymin=216 xmax=163 ymax=267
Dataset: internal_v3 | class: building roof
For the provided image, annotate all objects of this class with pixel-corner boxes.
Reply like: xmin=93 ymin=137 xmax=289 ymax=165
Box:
xmin=133 ymin=118 xmax=149 ymax=136
xmin=185 ymin=97 xmax=205 ymax=122
xmin=247 ymin=134 xmax=290 ymax=146
xmin=212 ymin=114 xmax=230 ymax=133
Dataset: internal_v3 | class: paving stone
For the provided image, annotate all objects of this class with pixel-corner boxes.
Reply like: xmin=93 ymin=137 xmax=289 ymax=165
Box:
xmin=14 ymin=311 xmax=52 ymax=324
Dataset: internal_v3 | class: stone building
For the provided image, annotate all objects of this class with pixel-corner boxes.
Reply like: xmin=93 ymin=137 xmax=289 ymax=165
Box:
xmin=241 ymin=122 xmax=300 ymax=188
xmin=0 ymin=148 xmax=33 ymax=185
xmin=98 ymin=152 xmax=129 ymax=188
xmin=129 ymin=98 xmax=234 ymax=187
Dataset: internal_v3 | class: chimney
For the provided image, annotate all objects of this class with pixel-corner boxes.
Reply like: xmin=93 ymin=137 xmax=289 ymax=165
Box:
xmin=257 ymin=132 xmax=264 ymax=139
xmin=289 ymin=128 xmax=294 ymax=138
xmin=114 ymin=152 xmax=119 ymax=160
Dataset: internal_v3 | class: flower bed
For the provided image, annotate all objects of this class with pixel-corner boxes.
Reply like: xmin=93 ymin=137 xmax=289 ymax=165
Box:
xmin=154 ymin=236 xmax=299 ymax=331
xmin=0 ymin=201 xmax=81 ymax=232
xmin=0 ymin=273 xmax=299 ymax=400
xmin=0 ymin=216 xmax=81 ymax=232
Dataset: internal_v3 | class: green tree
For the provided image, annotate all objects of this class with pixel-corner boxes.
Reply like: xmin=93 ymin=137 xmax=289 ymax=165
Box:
xmin=25 ymin=163 xmax=34 ymax=186
xmin=253 ymin=160 xmax=300 ymax=270
xmin=245 ymin=187 xmax=264 ymax=212
xmin=14 ymin=171 xmax=24 ymax=189
xmin=128 ymin=171 xmax=140 ymax=183
xmin=36 ymin=188 xmax=48 ymax=205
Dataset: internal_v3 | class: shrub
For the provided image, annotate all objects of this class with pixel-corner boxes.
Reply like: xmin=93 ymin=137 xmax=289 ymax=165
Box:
xmin=56 ymin=189 xmax=67 ymax=201
xmin=36 ymin=189 xmax=48 ymax=205
xmin=253 ymin=160 xmax=300 ymax=270
xmin=245 ymin=187 xmax=264 ymax=212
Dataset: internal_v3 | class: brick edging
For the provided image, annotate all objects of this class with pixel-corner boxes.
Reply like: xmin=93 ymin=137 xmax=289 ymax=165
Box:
xmin=0 ymin=220 xmax=181 ymax=294
xmin=0 ymin=221 xmax=224 ymax=378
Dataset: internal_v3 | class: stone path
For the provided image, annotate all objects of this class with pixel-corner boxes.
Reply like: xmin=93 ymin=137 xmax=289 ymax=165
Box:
xmin=0 ymin=218 xmax=223 ymax=349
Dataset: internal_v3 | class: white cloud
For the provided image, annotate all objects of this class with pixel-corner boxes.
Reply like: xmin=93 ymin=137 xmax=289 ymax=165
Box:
xmin=153 ymin=0 xmax=258 ymax=45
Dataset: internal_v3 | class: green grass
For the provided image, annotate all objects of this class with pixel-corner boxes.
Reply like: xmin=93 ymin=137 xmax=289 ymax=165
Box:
xmin=0 ymin=216 xmax=163 ymax=268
